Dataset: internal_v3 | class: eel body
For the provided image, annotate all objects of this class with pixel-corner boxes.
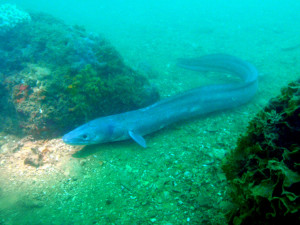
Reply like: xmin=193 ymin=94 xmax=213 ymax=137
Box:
xmin=63 ymin=54 xmax=258 ymax=147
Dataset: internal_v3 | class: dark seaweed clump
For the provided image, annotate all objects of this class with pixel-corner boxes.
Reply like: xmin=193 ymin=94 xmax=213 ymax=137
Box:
xmin=0 ymin=11 xmax=159 ymax=137
xmin=222 ymin=79 xmax=300 ymax=225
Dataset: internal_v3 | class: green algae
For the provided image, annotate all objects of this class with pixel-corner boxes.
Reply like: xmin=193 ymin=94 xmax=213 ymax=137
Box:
xmin=222 ymin=79 xmax=300 ymax=225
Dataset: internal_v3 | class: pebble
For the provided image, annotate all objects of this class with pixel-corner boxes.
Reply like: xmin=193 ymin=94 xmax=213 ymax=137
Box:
xmin=150 ymin=218 xmax=156 ymax=222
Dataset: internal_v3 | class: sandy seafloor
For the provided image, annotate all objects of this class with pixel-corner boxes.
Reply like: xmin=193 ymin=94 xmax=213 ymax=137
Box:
xmin=1 ymin=2 xmax=300 ymax=225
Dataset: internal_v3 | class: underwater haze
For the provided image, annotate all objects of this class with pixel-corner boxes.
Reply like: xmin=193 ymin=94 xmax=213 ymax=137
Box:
xmin=0 ymin=0 xmax=300 ymax=224
xmin=5 ymin=0 xmax=300 ymax=65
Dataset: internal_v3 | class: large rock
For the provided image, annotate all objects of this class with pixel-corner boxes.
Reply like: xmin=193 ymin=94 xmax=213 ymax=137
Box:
xmin=0 ymin=5 xmax=159 ymax=137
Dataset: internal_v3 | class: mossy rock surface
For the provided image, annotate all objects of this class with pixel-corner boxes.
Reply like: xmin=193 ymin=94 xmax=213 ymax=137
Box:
xmin=0 ymin=11 xmax=159 ymax=137
xmin=222 ymin=79 xmax=300 ymax=225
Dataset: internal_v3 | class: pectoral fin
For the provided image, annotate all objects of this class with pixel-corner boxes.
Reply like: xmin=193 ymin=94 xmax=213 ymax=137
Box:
xmin=128 ymin=131 xmax=147 ymax=148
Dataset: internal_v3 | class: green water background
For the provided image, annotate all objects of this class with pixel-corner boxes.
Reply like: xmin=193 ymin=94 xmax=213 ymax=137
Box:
xmin=1 ymin=0 xmax=300 ymax=224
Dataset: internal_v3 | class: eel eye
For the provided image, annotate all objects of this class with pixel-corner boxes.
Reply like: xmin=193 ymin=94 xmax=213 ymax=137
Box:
xmin=82 ymin=134 xmax=88 ymax=139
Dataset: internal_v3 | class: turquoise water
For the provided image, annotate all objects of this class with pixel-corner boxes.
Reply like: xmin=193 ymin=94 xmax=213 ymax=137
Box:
xmin=0 ymin=1 xmax=300 ymax=224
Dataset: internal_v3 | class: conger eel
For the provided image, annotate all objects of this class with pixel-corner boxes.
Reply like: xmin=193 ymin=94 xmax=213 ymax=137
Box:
xmin=63 ymin=54 xmax=258 ymax=147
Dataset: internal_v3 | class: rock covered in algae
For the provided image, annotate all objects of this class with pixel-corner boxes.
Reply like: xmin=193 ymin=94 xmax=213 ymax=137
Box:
xmin=0 ymin=5 xmax=159 ymax=137
xmin=0 ymin=4 xmax=31 ymax=36
xmin=222 ymin=79 xmax=300 ymax=225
